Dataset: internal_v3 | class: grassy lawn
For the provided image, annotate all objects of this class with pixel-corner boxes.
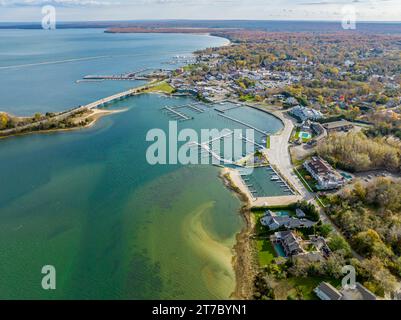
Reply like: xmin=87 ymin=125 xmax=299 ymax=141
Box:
xmin=287 ymin=277 xmax=340 ymax=300
xmin=292 ymin=128 xmax=312 ymax=143
xmin=143 ymin=81 xmax=175 ymax=94
xmin=239 ymin=94 xmax=256 ymax=102
xmin=255 ymin=239 xmax=276 ymax=267
xmin=317 ymin=194 xmax=330 ymax=207
xmin=294 ymin=127 xmax=301 ymax=139
xmin=253 ymin=211 xmax=269 ymax=236
xmin=294 ymin=166 xmax=317 ymax=192
xmin=266 ymin=135 xmax=271 ymax=149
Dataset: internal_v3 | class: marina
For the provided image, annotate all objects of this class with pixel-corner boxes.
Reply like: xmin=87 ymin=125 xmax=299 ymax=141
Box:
xmin=162 ymin=105 xmax=193 ymax=121
xmin=238 ymin=166 xmax=295 ymax=198
xmin=218 ymin=113 xmax=268 ymax=136
xmin=82 ymin=68 xmax=153 ymax=81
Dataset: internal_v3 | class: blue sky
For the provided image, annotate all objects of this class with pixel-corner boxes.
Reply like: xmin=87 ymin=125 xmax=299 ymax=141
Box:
xmin=0 ymin=0 xmax=400 ymax=22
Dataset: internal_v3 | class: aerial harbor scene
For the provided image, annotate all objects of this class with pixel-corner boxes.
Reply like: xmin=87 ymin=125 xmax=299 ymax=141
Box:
xmin=1 ymin=0 xmax=401 ymax=305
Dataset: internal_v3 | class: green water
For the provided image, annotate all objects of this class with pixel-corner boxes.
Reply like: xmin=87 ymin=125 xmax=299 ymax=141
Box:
xmin=0 ymin=93 xmax=283 ymax=299
xmin=0 ymin=28 xmax=284 ymax=298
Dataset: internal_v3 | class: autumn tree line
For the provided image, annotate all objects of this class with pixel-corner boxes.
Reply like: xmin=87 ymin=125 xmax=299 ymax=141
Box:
xmin=317 ymin=132 xmax=401 ymax=172
xmin=326 ymin=178 xmax=401 ymax=296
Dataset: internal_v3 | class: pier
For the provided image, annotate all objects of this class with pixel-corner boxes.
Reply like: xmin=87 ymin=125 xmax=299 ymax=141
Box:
xmin=173 ymin=103 xmax=205 ymax=114
xmin=217 ymin=113 xmax=268 ymax=135
xmin=239 ymin=134 xmax=265 ymax=150
xmin=83 ymin=68 xmax=153 ymax=81
xmin=201 ymin=130 xmax=234 ymax=144
xmin=189 ymin=141 xmax=235 ymax=165
xmin=219 ymin=104 xmax=243 ymax=112
xmin=162 ymin=106 xmax=192 ymax=121
xmin=267 ymin=166 xmax=294 ymax=195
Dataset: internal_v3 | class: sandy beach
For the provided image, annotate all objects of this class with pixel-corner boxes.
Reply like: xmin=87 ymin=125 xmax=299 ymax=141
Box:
xmin=219 ymin=171 xmax=256 ymax=300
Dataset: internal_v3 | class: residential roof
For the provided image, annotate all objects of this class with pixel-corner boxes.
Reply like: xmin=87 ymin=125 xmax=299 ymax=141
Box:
xmin=323 ymin=120 xmax=354 ymax=130
xmin=273 ymin=231 xmax=304 ymax=255
xmin=306 ymin=156 xmax=332 ymax=175
xmin=315 ymin=282 xmax=342 ymax=300
xmin=341 ymin=283 xmax=377 ymax=300
xmin=296 ymin=208 xmax=306 ymax=218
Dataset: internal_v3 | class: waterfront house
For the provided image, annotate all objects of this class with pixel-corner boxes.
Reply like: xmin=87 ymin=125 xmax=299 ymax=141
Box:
xmin=270 ymin=231 xmax=304 ymax=257
xmin=303 ymin=156 xmax=345 ymax=190
xmin=260 ymin=210 xmax=315 ymax=231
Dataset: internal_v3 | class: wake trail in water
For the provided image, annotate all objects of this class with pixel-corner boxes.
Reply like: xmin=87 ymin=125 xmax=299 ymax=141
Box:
xmin=0 ymin=56 xmax=112 ymax=70
xmin=0 ymin=49 xmax=196 ymax=71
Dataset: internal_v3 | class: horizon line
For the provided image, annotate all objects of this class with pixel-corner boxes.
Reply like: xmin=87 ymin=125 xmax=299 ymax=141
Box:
xmin=2 ymin=18 xmax=401 ymax=24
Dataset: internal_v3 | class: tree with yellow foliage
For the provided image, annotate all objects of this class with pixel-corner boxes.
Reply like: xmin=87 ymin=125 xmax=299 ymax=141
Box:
xmin=0 ymin=113 xmax=8 ymax=130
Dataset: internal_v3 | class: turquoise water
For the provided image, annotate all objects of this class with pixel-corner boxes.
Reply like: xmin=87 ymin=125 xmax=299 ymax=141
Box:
xmin=340 ymin=172 xmax=353 ymax=180
xmin=0 ymin=30 xmax=284 ymax=299
xmin=274 ymin=211 xmax=290 ymax=217
xmin=300 ymin=132 xmax=312 ymax=139
xmin=273 ymin=243 xmax=287 ymax=257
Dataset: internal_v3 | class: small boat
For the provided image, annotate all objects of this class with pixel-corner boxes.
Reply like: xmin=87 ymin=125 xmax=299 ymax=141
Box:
xmin=271 ymin=175 xmax=280 ymax=181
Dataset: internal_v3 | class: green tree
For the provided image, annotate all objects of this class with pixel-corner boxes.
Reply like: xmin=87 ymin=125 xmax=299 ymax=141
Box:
xmin=328 ymin=234 xmax=352 ymax=257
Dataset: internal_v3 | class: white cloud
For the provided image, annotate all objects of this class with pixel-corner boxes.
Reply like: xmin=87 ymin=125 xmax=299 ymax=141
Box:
xmin=0 ymin=0 xmax=400 ymax=20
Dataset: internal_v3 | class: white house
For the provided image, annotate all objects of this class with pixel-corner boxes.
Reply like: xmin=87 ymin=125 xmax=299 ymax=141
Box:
xmin=303 ymin=156 xmax=345 ymax=190
xmin=289 ymin=106 xmax=323 ymax=122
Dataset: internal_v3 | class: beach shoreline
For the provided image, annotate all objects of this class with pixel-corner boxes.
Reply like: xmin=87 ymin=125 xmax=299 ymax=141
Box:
xmin=219 ymin=169 xmax=256 ymax=300
xmin=0 ymin=108 xmax=127 ymax=140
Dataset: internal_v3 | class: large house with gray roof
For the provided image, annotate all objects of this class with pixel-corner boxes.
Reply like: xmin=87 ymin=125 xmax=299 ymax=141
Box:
xmin=289 ymin=105 xmax=323 ymax=122
xmin=271 ymin=231 xmax=304 ymax=257
xmin=314 ymin=282 xmax=377 ymax=300
xmin=260 ymin=210 xmax=316 ymax=231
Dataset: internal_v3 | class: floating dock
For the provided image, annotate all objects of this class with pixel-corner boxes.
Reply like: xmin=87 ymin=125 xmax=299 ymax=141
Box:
xmin=217 ymin=113 xmax=268 ymax=135
xmin=162 ymin=106 xmax=192 ymax=121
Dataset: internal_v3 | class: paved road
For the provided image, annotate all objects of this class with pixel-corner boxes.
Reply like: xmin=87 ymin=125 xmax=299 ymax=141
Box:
xmin=263 ymin=108 xmax=312 ymax=199
xmin=255 ymin=105 xmax=364 ymax=261
xmin=0 ymin=106 xmax=88 ymax=136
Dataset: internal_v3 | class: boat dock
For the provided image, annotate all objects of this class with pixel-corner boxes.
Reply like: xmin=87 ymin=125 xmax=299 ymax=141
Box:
xmin=239 ymin=134 xmax=265 ymax=150
xmin=189 ymin=141 xmax=235 ymax=165
xmin=162 ymin=106 xmax=193 ymax=121
xmin=217 ymin=113 xmax=268 ymax=135
xmin=83 ymin=68 xmax=152 ymax=81
xmin=173 ymin=103 xmax=205 ymax=114
xmin=267 ymin=166 xmax=294 ymax=195
xmin=161 ymin=102 xmax=208 ymax=121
